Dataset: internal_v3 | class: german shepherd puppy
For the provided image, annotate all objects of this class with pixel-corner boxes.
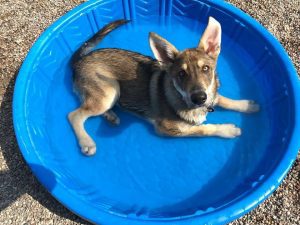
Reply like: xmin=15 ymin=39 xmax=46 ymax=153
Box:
xmin=69 ymin=17 xmax=259 ymax=156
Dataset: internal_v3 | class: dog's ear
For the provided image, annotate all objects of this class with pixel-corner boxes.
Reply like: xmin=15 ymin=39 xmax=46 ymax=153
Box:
xmin=149 ymin=32 xmax=178 ymax=64
xmin=198 ymin=17 xmax=221 ymax=58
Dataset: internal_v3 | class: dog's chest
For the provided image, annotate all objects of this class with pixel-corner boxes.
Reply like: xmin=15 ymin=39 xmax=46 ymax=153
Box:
xmin=178 ymin=108 xmax=207 ymax=125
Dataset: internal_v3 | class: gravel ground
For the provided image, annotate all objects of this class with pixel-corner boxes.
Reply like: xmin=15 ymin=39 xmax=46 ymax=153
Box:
xmin=0 ymin=0 xmax=299 ymax=224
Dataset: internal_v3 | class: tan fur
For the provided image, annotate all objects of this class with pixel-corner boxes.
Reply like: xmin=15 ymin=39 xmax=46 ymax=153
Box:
xmin=156 ymin=121 xmax=241 ymax=138
xmin=68 ymin=19 xmax=259 ymax=156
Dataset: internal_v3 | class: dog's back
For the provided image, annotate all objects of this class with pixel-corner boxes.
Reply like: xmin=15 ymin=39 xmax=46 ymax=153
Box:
xmin=73 ymin=47 xmax=161 ymax=118
xmin=71 ymin=19 xmax=180 ymax=121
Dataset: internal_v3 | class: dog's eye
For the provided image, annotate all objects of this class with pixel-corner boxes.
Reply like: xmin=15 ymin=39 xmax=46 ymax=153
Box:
xmin=202 ymin=65 xmax=210 ymax=72
xmin=178 ymin=70 xmax=186 ymax=78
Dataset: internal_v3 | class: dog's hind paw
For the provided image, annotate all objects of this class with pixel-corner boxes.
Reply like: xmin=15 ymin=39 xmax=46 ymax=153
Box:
xmin=80 ymin=138 xmax=96 ymax=156
xmin=103 ymin=110 xmax=120 ymax=126
xmin=81 ymin=145 xmax=96 ymax=156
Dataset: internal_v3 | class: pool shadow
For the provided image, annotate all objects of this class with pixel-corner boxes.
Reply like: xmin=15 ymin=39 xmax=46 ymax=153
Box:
xmin=0 ymin=74 xmax=90 ymax=224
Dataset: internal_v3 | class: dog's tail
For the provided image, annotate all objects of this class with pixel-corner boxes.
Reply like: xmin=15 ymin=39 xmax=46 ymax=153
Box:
xmin=72 ymin=19 xmax=129 ymax=64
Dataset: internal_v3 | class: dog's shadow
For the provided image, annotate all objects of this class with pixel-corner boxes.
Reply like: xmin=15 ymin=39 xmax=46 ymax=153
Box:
xmin=96 ymin=107 xmax=156 ymax=138
xmin=0 ymin=73 xmax=90 ymax=224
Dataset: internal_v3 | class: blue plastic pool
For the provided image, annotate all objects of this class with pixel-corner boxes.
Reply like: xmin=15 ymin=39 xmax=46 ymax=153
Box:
xmin=13 ymin=0 xmax=300 ymax=224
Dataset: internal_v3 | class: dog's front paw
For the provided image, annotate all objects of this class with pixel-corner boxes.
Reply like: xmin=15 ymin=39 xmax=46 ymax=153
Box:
xmin=216 ymin=124 xmax=241 ymax=138
xmin=239 ymin=100 xmax=260 ymax=113
xmin=79 ymin=138 xmax=96 ymax=156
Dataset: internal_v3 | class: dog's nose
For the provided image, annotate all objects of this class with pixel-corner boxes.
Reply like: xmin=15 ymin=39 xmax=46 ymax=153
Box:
xmin=191 ymin=91 xmax=207 ymax=105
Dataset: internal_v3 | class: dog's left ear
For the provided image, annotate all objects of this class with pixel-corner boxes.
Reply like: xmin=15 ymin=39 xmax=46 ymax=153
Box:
xmin=149 ymin=32 xmax=179 ymax=65
xmin=198 ymin=17 xmax=221 ymax=58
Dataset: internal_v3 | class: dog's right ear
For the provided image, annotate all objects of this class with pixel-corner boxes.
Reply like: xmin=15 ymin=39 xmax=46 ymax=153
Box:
xmin=149 ymin=32 xmax=178 ymax=64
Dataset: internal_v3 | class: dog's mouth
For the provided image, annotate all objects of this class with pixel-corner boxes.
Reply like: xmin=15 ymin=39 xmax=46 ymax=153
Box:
xmin=189 ymin=101 xmax=214 ymax=112
xmin=185 ymin=95 xmax=215 ymax=112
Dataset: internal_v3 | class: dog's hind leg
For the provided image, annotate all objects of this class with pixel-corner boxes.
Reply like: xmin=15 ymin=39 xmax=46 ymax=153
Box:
xmin=68 ymin=80 xmax=120 ymax=156
xmin=68 ymin=106 xmax=101 ymax=156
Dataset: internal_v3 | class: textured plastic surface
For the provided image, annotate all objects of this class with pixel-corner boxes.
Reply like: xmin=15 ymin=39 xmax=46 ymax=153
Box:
xmin=13 ymin=0 xmax=300 ymax=224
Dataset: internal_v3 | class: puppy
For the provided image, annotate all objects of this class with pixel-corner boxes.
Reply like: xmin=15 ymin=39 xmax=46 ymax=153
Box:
xmin=68 ymin=18 xmax=259 ymax=156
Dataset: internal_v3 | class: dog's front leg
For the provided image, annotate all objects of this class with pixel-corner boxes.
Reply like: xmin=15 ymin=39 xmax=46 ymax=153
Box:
xmin=215 ymin=94 xmax=260 ymax=113
xmin=155 ymin=121 xmax=241 ymax=138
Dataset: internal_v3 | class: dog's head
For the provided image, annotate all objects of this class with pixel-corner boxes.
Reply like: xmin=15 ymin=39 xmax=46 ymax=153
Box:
xmin=149 ymin=17 xmax=221 ymax=109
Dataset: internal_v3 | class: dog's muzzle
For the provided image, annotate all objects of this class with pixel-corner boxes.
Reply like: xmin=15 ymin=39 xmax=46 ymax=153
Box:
xmin=190 ymin=91 xmax=207 ymax=106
